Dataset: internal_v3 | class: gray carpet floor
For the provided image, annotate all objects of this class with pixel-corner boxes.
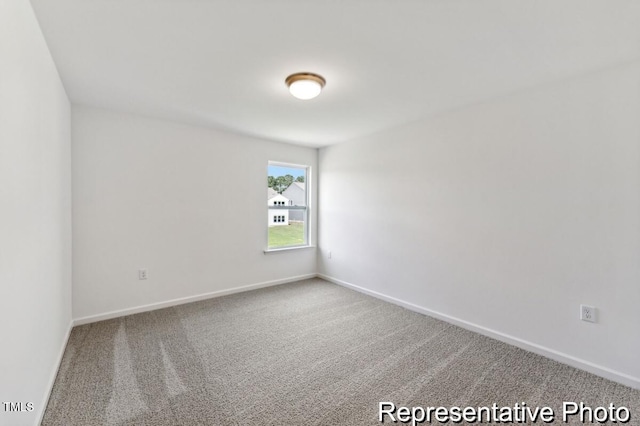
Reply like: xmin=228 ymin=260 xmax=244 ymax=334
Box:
xmin=43 ymin=278 xmax=640 ymax=425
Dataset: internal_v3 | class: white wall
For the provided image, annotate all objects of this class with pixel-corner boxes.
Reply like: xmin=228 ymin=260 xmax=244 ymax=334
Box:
xmin=72 ymin=106 xmax=317 ymax=320
xmin=0 ymin=1 xmax=72 ymax=424
xmin=318 ymin=62 xmax=640 ymax=386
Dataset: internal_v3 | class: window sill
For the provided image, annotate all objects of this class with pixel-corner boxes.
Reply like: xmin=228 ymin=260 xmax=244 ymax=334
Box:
xmin=264 ymin=245 xmax=316 ymax=254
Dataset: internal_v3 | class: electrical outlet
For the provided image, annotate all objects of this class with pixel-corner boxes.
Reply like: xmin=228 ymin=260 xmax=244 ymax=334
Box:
xmin=138 ymin=268 xmax=148 ymax=280
xmin=580 ymin=305 xmax=596 ymax=323
xmin=328 ymin=251 xmax=332 ymax=259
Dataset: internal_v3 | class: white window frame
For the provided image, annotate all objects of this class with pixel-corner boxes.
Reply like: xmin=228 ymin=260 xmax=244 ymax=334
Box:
xmin=265 ymin=161 xmax=311 ymax=252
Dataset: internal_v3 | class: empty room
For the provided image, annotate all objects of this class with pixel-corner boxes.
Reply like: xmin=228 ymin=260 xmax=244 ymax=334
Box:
xmin=2 ymin=0 xmax=640 ymax=425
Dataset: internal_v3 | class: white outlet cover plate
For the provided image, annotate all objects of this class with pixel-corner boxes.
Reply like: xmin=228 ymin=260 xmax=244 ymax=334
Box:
xmin=580 ymin=304 xmax=596 ymax=323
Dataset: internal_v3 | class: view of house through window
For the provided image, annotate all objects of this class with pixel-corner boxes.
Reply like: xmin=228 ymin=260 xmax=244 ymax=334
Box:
xmin=267 ymin=162 xmax=308 ymax=249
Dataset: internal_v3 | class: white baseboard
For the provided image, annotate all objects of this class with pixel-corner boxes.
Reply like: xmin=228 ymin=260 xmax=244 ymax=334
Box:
xmin=318 ymin=273 xmax=640 ymax=390
xmin=37 ymin=318 xmax=74 ymax=426
xmin=73 ymin=274 xmax=317 ymax=326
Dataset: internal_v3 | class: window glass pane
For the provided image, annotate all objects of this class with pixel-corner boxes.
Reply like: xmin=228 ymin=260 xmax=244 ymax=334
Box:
xmin=267 ymin=163 xmax=308 ymax=249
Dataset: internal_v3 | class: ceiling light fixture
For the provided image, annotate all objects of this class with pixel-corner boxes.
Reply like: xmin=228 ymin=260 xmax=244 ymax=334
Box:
xmin=285 ymin=72 xmax=326 ymax=100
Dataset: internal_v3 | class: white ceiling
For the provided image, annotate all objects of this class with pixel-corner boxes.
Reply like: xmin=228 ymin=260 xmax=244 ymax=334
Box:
xmin=30 ymin=0 xmax=640 ymax=147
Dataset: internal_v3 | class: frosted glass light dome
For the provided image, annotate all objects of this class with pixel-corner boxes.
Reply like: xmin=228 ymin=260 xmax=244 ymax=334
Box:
xmin=285 ymin=73 xmax=326 ymax=100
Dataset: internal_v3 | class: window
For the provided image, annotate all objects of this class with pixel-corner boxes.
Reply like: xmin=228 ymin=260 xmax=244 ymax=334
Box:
xmin=267 ymin=162 xmax=309 ymax=250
